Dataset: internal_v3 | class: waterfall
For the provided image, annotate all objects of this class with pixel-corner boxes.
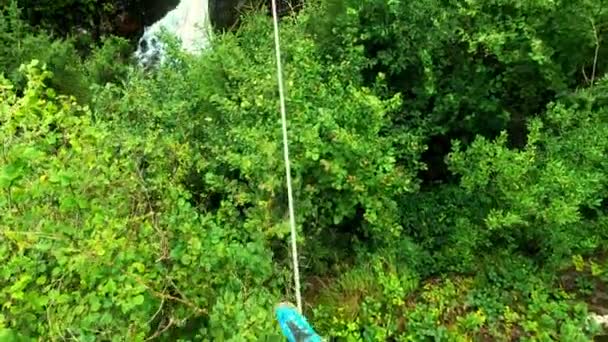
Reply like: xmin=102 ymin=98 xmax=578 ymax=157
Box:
xmin=135 ymin=0 xmax=210 ymax=68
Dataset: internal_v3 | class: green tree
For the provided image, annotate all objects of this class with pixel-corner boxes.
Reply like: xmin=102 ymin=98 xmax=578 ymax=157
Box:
xmin=448 ymin=77 xmax=608 ymax=264
xmin=0 ymin=61 xmax=282 ymax=340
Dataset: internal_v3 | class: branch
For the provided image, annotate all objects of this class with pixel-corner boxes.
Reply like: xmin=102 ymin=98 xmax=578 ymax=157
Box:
xmin=132 ymin=275 xmax=207 ymax=315
xmin=145 ymin=318 xmax=174 ymax=341
xmin=145 ymin=289 xmax=166 ymax=326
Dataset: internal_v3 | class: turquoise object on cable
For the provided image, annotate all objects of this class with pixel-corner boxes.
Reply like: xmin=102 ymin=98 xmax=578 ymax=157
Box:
xmin=275 ymin=302 xmax=322 ymax=342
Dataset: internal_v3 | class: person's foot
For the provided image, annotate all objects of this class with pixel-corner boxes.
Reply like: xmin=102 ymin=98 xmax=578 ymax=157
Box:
xmin=275 ymin=302 xmax=322 ymax=342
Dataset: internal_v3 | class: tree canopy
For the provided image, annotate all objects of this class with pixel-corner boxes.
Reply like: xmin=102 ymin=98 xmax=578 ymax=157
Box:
xmin=1 ymin=0 xmax=608 ymax=340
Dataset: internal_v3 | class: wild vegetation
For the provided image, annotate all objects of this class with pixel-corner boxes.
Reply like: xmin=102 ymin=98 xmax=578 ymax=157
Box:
xmin=1 ymin=0 xmax=608 ymax=340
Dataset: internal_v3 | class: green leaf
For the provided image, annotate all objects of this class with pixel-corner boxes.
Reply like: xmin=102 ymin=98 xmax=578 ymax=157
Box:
xmin=132 ymin=295 xmax=144 ymax=306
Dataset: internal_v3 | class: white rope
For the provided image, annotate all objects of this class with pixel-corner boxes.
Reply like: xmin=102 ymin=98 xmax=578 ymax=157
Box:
xmin=270 ymin=0 xmax=302 ymax=313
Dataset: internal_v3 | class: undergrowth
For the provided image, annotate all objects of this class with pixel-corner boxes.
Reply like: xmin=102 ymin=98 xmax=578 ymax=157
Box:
xmin=1 ymin=0 xmax=608 ymax=340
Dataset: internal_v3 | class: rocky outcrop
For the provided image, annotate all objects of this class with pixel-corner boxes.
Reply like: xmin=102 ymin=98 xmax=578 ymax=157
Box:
xmin=110 ymin=0 xmax=180 ymax=39
xmin=209 ymin=0 xmax=246 ymax=31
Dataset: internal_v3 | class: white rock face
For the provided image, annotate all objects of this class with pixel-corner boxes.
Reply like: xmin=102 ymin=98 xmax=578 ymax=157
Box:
xmin=135 ymin=0 xmax=210 ymax=68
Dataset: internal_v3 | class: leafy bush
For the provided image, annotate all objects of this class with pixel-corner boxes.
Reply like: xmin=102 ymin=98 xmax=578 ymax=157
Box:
xmin=2 ymin=0 xmax=608 ymax=340
xmin=0 ymin=3 xmax=135 ymax=103
xmin=92 ymin=9 xmax=426 ymax=272
xmin=315 ymin=0 xmax=608 ymax=141
xmin=0 ymin=61 xmax=283 ymax=340
xmin=16 ymin=0 xmax=112 ymax=35
xmin=0 ymin=3 xmax=88 ymax=97
xmin=448 ymin=77 xmax=608 ymax=265
xmin=311 ymin=253 xmax=600 ymax=341
xmin=1 ymin=6 xmax=425 ymax=339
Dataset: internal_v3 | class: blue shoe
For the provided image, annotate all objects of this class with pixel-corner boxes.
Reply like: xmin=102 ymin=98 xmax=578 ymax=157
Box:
xmin=275 ymin=302 xmax=323 ymax=342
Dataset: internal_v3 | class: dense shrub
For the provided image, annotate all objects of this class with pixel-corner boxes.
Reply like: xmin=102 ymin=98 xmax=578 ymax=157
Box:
xmin=0 ymin=3 xmax=87 ymax=96
xmin=313 ymin=0 xmax=608 ymax=172
xmin=1 ymin=6 xmax=425 ymax=339
xmin=448 ymin=77 xmax=608 ymax=265
xmin=2 ymin=0 xmax=608 ymax=340
xmin=312 ymin=81 xmax=608 ymax=337
xmin=92 ymin=10 xmax=426 ymax=269
xmin=310 ymin=252 xmax=600 ymax=341
xmin=0 ymin=61 xmax=285 ymax=340
xmin=16 ymin=0 xmax=132 ymax=38
xmin=0 ymin=3 xmax=132 ymax=101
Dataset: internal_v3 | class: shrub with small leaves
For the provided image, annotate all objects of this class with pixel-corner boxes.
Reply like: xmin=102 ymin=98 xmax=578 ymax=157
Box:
xmin=0 ymin=61 xmax=282 ymax=340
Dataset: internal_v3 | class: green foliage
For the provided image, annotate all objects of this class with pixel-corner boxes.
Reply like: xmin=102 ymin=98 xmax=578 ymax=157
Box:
xmin=313 ymin=253 xmax=600 ymax=341
xmin=400 ymin=185 xmax=488 ymax=274
xmin=448 ymin=78 xmax=608 ymax=264
xmin=0 ymin=61 xmax=281 ymax=340
xmin=313 ymin=0 xmax=608 ymax=141
xmin=1 ymin=7 xmax=424 ymax=339
xmin=16 ymin=0 xmax=113 ymax=35
xmin=0 ymin=2 xmax=87 ymax=97
xmin=92 ymin=10 xmax=425 ymax=273
xmin=0 ymin=2 xmax=130 ymax=103
xmin=2 ymin=0 xmax=608 ymax=340
xmin=0 ymin=3 xmax=132 ymax=101
xmin=84 ymin=36 xmax=133 ymax=87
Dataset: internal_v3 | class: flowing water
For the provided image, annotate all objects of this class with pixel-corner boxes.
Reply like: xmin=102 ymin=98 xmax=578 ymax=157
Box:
xmin=135 ymin=0 xmax=210 ymax=68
